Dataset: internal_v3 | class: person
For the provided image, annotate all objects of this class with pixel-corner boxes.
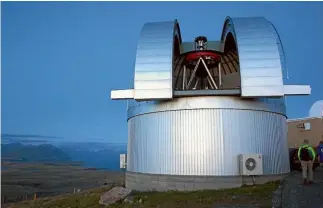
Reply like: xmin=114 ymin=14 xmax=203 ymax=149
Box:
xmin=317 ymin=136 xmax=323 ymax=166
xmin=298 ymin=139 xmax=316 ymax=185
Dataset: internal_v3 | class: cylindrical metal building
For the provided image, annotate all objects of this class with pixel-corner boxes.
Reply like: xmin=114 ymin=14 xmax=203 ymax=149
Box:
xmin=111 ymin=16 xmax=311 ymax=191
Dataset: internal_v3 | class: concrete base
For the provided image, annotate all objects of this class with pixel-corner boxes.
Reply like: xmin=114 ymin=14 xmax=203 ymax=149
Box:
xmin=126 ymin=171 xmax=288 ymax=192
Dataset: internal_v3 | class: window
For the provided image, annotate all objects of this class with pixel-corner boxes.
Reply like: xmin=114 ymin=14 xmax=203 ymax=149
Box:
xmin=304 ymin=122 xmax=311 ymax=130
xmin=296 ymin=122 xmax=311 ymax=131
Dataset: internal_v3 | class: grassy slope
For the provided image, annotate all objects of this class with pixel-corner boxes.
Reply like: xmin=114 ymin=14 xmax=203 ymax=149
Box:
xmin=1 ymin=162 xmax=125 ymax=203
xmin=8 ymin=181 xmax=280 ymax=208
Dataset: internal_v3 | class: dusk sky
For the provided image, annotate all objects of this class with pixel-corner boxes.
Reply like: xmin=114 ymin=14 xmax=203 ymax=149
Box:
xmin=2 ymin=2 xmax=323 ymax=144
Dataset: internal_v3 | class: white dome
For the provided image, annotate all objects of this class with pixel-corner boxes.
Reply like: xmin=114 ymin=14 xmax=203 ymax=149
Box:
xmin=309 ymin=100 xmax=323 ymax=118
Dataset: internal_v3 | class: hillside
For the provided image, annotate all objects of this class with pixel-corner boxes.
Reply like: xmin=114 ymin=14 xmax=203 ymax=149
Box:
xmin=60 ymin=149 xmax=122 ymax=170
xmin=1 ymin=143 xmax=71 ymax=162
xmin=1 ymin=142 xmax=127 ymax=170
xmin=1 ymin=162 xmax=125 ymax=204
xmin=6 ymin=181 xmax=280 ymax=208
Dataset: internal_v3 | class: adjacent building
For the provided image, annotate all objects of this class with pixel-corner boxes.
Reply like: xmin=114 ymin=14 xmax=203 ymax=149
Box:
xmin=288 ymin=117 xmax=323 ymax=148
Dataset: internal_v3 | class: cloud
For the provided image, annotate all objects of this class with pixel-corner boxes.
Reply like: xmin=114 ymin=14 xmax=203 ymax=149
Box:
xmin=1 ymin=133 xmax=62 ymax=139
xmin=1 ymin=138 xmax=49 ymax=143
xmin=0 ymin=134 xmax=126 ymax=150
xmin=1 ymin=133 xmax=63 ymax=144
xmin=59 ymin=141 xmax=127 ymax=152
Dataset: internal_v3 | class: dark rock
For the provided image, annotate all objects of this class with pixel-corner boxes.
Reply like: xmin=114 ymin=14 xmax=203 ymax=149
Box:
xmin=124 ymin=195 xmax=134 ymax=203
xmin=99 ymin=186 xmax=132 ymax=206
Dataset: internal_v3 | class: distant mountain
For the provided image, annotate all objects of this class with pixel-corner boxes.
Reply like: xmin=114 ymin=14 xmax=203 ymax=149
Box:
xmin=1 ymin=142 xmax=127 ymax=170
xmin=1 ymin=141 xmax=127 ymax=171
xmin=59 ymin=142 xmax=127 ymax=170
xmin=1 ymin=142 xmax=71 ymax=162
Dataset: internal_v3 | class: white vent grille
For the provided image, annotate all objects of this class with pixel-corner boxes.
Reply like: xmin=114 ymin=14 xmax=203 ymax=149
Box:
xmin=120 ymin=154 xmax=127 ymax=169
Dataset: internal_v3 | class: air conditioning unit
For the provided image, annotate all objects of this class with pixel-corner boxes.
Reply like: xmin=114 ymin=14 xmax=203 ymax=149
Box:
xmin=120 ymin=154 xmax=127 ymax=169
xmin=239 ymin=154 xmax=263 ymax=176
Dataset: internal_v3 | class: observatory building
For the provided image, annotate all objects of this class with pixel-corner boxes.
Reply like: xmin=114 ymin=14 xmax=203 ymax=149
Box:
xmin=111 ymin=17 xmax=311 ymax=191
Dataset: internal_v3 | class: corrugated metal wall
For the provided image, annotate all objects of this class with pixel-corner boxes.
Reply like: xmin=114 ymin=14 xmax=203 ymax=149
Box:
xmin=127 ymin=104 xmax=289 ymax=176
xmin=127 ymin=96 xmax=286 ymax=119
xmin=134 ymin=20 xmax=181 ymax=100
xmin=221 ymin=17 xmax=285 ymax=97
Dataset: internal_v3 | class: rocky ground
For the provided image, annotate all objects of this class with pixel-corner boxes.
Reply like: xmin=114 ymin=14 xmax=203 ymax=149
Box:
xmin=281 ymin=166 xmax=323 ymax=208
xmin=4 ymin=163 xmax=323 ymax=208
xmin=5 ymin=181 xmax=280 ymax=208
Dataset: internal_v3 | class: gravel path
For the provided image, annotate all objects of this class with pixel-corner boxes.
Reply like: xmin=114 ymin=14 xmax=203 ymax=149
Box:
xmin=281 ymin=167 xmax=323 ymax=208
